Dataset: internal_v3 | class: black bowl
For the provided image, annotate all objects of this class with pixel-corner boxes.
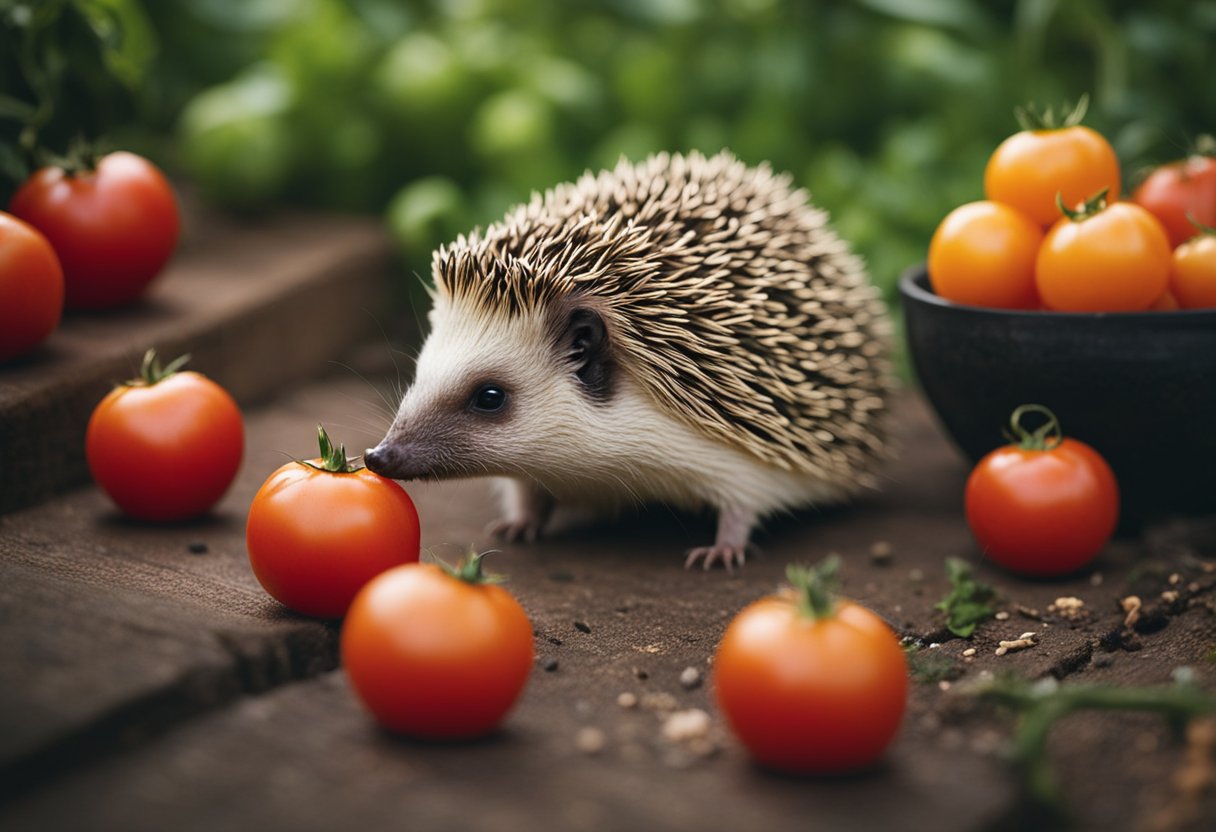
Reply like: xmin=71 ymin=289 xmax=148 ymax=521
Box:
xmin=900 ymin=265 xmax=1216 ymax=520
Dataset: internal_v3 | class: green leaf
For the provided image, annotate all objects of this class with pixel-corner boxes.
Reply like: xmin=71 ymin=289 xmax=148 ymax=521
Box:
xmin=0 ymin=94 xmax=35 ymax=121
xmin=935 ymin=557 xmax=997 ymax=638
xmin=71 ymin=0 xmax=156 ymax=88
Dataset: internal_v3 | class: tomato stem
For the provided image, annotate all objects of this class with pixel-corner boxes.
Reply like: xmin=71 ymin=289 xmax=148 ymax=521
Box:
xmin=302 ymin=424 xmax=364 ymax=473
xmin=1002 ymin=404 xmax=1064 ymax=452
xmin=1014 ymin=94 xmax=1089 ymax=132
xmin=437 ymin=548 xmax=507 ymax=585
xmin=1055 ymin=187 xmax=1109 ymax=223
xmin=135 ymin=348 xmax=191 ymax=386
xmin=786 ymin=555 xmax=840 ymax=620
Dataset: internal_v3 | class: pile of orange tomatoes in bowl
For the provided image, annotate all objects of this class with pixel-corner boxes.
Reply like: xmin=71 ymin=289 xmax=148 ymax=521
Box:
xmin=928 ymin=98 xmax=1216 ymax=312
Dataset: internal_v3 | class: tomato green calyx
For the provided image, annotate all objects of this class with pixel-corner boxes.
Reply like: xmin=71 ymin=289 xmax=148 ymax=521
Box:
xmin=1003 ymin=404 xmax=1064 ymax=452
xmin=437 ymin=549 xmax=507 ymax=586
xmin=46 ymin=136 xmax=106 ymax=177
xmin=1186 ymin=212 xmax=1216 ymax=237
xmin=301 ymin=424 xmax=364 ymax=473
xmin=1014 ymin=94 xmax=1089 ymax=133
xmin=134 ymin=349 xmax=191 ymax=386
xmin=1056 ymin=187 xmax=1109 ymax=223
xmin=785 ymin=555 xmax=840 ymax=620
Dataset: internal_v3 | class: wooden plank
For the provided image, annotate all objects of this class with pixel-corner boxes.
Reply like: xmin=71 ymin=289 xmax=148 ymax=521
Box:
xmin=0 ymin=212 xmax=394 ymax=515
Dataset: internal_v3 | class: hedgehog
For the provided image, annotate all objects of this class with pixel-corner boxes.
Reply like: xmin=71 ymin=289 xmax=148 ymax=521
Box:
xmin=364 ymin=150 xmax=893 ymax=569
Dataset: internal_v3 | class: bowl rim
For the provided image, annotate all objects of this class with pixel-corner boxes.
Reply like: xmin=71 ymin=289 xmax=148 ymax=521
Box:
xmin=899 ymin=263 xmax=1216 ymax=320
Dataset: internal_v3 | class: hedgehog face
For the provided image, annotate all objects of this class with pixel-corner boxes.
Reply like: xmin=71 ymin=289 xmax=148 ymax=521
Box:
xmin=364 ymin=294 xmax=616 ymax=484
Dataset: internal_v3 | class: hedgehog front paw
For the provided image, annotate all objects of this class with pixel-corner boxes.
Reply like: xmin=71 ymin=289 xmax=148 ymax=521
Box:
xmin=488 ymin=517 xmax=546 ymax=544
xmin=684 ymin=544 xmax=750 ymax=571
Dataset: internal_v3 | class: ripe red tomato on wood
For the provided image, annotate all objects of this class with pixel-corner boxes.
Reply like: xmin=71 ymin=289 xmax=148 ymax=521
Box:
xmin=86 ymin=350 xmax=243 ymax=521
xmin=342 ymin=554 xmax=534 ymax=739
xmin=9 ymin=151 xmax=180 ymax=309
xmin=246 ymin=426 xmax=420 ymax=618
xmin=1132 ymin=150 xmax=1216 ymax=248
xmin=965 ymin=405 xmax=1118 ymax=577
xmin=1035 ymin=191 xmax=1171 ymax=312
xmin=0 ymin=211 xmax=63 ymax=362
xmin=713 ymin=557 xmax=908 ymax=774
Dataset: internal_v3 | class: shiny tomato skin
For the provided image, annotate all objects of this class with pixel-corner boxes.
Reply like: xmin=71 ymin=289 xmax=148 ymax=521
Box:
xmin=985 ymin=126 xmax=1121 ymax=228
xmin=928 ymin=201 xmax=1043 ymax=309
xmin=86 ymin=372 xmax=244 ymax=521
xmin=1035 ymin=202 xmax=1171 ymax=312
xmin=1170 ymin=234 xmax=1216 ymax=309
xmin=246 ymin=463 xmax=420 ymax=618
xmin=342 ymin=563 xmax=534 ymax=739
xmin=714 ymin=596 xmax=908 ymax=774
xmin=965 ymin=439 xmax=1119 ymax=576
xmin=0 ymin=211 xmax=63 ymax=362
xmin=1132 ymin=156 xmax=1216 ymax=248
xmin=10 ymin=152 xmax=180 ymax=309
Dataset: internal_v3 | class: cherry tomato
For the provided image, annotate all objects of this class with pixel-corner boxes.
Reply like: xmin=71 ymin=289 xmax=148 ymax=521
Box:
xmin=10 ymin=151 xmax=180 ymax=309
xmin=1132 ymin=153 xmax=1216 ymax=248
xmin=984 ymin=102 xmax=1120 ymax=228
xmin=246 ymin=426 xmax=420 ymax=619
xmin=965 ymin=405 xmax=1118 ymax=576
xmin=1035 ymin=195 xmax=1171 ymax=312
xmin=1169 ymin=232 xmax=1216 ymax=309
xmin=0 ymin=211 xmax=63 ymax=362
xmin=86 ymin=350 xmax=243 ymax=521
xmin=927 ymin=201 xmax=1043 ymax=309
xmin=342 ymin=555 xmax=534 ymax=739
xmin=714 ymin=558 xmax=907 ymax=774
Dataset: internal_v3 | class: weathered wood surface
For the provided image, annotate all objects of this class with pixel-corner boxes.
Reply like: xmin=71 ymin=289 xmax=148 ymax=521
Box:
xmin=0 ymin=212 xmax=393 ymax=514
xmin=2 ymin=369 xmax=1213 ymax=831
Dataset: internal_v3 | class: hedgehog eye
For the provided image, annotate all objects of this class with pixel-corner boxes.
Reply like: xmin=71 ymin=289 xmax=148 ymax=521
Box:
xmin=470 ymin=384 xmax=508 ymax=414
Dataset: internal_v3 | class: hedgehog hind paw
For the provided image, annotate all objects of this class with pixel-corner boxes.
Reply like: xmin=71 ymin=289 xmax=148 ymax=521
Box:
xmin=487 ymin=517 xmax=546 ymax=544
xmin=684 ymin=544 xmax=753 ymax=572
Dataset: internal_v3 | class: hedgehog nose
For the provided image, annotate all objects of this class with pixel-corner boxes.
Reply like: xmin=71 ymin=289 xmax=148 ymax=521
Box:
xmin=364 ymin=444 xmax=403 ymax=478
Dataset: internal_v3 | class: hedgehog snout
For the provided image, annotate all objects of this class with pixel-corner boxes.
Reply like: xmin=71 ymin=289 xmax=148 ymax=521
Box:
xmin=364 ymin=439 xmax=436 ymax=481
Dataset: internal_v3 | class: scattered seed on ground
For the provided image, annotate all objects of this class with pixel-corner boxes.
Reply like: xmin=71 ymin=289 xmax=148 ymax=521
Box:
xmin=1049 ymin=597 xmax=1086 ymax=620
xmin=962 ymin=647 xmax=977 ymax=658
xmin=1169 ymin=573 xmax=1182 ymax=586
xmin=187 ymin=541 xmax=208 ymax=554
xmin=617 ymin=692 xmax=638 ymax=709
xmin=662 ymin=709 xmax=711 ymax=742
xmin=574 ymin=621 xmax=591 ymax=633
xmin=1015 ymin=605 xmax=1042 ymax=620
xmin=1162 ymin=590 xmax=1180 ymax=604
xmin=869 ymin=541 xmax=893 ymax=565
xmin=938 ymin=680 xmax=952 ymax=691
xmin=994 ymin=611 xmax=1010 ymax=621
xmin=679 ymin=667 xmax=702 ymax=689
xmin=995 ymin=632 xmax=1037 ymax=656
xmin=641 ymin=692 xmax=679 ymax=713
xmin=1121 ymin=596 xmax=1143 ymax=629
xmin=542 ymin=658 xmax=559 ymax=672
xmin=576 ymin=727 xmax=606 ymax=755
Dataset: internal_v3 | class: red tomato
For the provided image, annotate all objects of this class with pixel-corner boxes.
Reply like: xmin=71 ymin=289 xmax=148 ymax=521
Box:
xmin=246 ymin=426 xmax=421 ymax=618
xmin=342 ymin=555 xmax=534 ymax=739
xmin=0 ymin=211 xmax=63 ymax=362
xmin=1132 ymin=154 xmax=1216 ymax=248
xmin=985 ymin=109 xmax=1120 ymax=228
xmin=86 ymin=350 xmax=243 ymax=521
xmin=1035 ymin=195 xmax=1171 ymax=312
xmin=927 ymin=201 xmax=1043 ymax=309
xmin=965 ymin=405 xmax=1118 ymax=576
xmin=714 ymin=558 xmax=908 ymax=774
xmin=1169 ymin=233 xmax=1216 ymax=309
xmin=10 ymin=151 xmax=180 ymax=309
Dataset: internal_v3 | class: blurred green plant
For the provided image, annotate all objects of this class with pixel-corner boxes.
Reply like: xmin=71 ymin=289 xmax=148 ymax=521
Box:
xmin=7 ymin=0 xmax=1214 ymax=303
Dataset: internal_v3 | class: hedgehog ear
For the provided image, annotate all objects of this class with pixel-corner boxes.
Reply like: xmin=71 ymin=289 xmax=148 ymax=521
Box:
xmin=563 ymin=308 xmax=612 ymax=397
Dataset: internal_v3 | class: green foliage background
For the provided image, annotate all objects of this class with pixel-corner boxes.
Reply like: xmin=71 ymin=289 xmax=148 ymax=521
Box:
xmin=4 ymin=0 xmax=1214 ymax=303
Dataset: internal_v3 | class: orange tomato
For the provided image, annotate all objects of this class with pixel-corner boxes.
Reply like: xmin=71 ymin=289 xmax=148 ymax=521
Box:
xmin=985 ymin=125 xmax=1120 ymax=228
xmin=342 ymin=556 xmax=534 ymax=739
xmin=1035 ymin=199 xmax=1171 ymax=312
xmin=1170 ymin=233 xmax=1216 ymax=309
xmin=928 ymin=201 xmax=1043 ymax=308
xmin=86 ymin=350 xmax=243 ymax=521
xmin=713 ymin=558 xmax=907 ymax=774
xmin=246 ymin=426 xmax=420 ymax=618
